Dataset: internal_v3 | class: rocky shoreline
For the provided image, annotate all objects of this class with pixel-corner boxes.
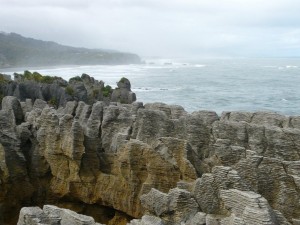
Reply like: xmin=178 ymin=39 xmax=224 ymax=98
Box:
xmin=0 ymin=72 xmax=136 ymax=108
xmin=0 ymin=75 xmax=300 ymax=225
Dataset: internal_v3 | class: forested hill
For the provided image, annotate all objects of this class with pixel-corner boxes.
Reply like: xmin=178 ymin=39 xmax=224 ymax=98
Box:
xmin=0 ymin=32 xmax=141 ymax=68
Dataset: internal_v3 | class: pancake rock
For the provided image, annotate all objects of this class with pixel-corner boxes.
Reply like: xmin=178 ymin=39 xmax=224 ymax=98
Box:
xmin=0 ymin=98 xmax=299 ymax=224
xmin=17 ymin=205 xmax=104 ymax=225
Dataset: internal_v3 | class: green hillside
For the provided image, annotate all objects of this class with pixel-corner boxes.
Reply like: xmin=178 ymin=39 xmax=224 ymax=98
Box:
xmin=0 ymin=32 xmax=141 ymax=68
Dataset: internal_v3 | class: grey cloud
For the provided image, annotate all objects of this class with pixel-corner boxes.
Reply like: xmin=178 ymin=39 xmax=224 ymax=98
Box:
xmin=0 ymin=0 xmax=92 ymax=8
xmin=0 ymin=0 xmax=299 ymax=57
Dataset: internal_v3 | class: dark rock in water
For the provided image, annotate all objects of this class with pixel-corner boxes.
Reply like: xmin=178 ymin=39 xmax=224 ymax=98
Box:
xmin=111 ymin=77 xmax=136 ymax=103
xmin=1 ymin=98 xmax=300 ymax=225
xmin=117 ymin=77 xmax=131 ymax=89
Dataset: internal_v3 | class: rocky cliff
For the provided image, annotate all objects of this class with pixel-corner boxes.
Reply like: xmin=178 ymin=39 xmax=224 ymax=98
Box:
xmin=0 ymin=97 xmax=300 ymax=224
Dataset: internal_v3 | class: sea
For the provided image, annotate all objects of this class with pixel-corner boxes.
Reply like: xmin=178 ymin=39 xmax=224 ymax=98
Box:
xmin=1 ymin=58 xmax=300 ymax=115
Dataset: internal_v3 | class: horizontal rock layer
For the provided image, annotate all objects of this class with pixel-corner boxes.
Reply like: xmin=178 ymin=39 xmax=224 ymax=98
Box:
xmin=17 ymin=205 xmax=104 ymax=225
xmin=0 ymin=98 xmax=299 ymax=224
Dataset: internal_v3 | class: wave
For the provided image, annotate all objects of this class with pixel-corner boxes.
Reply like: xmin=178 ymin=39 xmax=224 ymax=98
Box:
xmin=286 ymin=65 xmax=298 ymax=69
xmin=132 ymin=86 xmax=183 ymax=92
xmin=194 ymin=64 xmax=206 ymax=68
xmin=263 ymin=65 xmax=298 ymax=70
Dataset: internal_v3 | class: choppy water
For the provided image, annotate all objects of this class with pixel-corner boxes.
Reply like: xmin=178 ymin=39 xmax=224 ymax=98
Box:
xmin=1 ymin=58 xmax=300 ymax=115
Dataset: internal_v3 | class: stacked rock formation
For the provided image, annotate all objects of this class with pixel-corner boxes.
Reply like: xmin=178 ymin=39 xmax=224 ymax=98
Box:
xmin=0 ymin=97 xmax=300 ymax=224
xmin=0 ymin=72 xmax=136 ymax=107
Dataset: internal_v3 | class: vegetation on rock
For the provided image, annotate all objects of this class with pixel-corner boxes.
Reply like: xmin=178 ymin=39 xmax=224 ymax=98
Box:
xmin=119 ymin=77 xmax=129 ymax=83
xmin=0 ymin=74 xmax=8 ymax=83
xmin=69 ymin=76 xmax=83 ymax=82
xmin=102 ymin=85 xmax=112 ymax=97
xmin=17 ymin=70 xmax=59 ymax=83
xmin=65 ymin=86 xmax=74 ymax=96
xmin=0 ymin=72 xmax=136 ymax=107
xmin=48 ymin=97 xmax=58 ymax=107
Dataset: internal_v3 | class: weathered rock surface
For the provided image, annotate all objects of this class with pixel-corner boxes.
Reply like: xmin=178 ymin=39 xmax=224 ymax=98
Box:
xmin=17 ymin=205 xmax=104 ymax=225
xmin=1 ymin=99 xmax=300 ymax=225
xmin=111 ymin=77 xmax=136 ymax=104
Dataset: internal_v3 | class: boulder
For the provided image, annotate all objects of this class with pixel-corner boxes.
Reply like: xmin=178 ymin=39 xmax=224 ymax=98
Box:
xmin=17 ymin=205 xmax=104 ymax=225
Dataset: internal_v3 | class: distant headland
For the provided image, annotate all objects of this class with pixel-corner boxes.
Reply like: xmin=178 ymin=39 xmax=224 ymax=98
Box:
xmin=0 ymin=32 xmax=142 ymax=68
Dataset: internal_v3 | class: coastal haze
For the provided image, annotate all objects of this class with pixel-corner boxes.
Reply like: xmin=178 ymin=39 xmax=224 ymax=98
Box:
xmin=1 ymin=0 xmax=300 ymax=58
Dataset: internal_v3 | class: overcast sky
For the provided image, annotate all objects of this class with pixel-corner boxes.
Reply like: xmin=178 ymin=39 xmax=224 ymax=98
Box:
xmin=1 ymin=0 xmax=300 ymax=58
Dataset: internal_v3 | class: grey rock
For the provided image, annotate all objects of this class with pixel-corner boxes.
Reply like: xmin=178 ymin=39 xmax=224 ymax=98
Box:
xmin=63 ymin=101 xmax=78 ymax=115
xmin=33 ymin=99 xmax=48 ymax=110
xmin=140 ymin=188 xmax=169 ymax=216
xmin=1 ymin=96 xmax=24 ymax=124
xmin=193 ymin=166 xmax=250 ymax=215
xmin=117 ymin=77 xmax=131 ymax=89
xmin=127 ymin=215 xmax=165 ymax=225
xmin=141 ymin=187 xmax=199 ymax=225
xmin=185 ymin=212 xmax=206 ymax=225
xmin=17 ymin=205 xmax=104 ymax=225
xmin=111 ymin=78 xmax=136 ymax=104
xmin=220 ymin=189 xmax=280 ymax=225
xmin=144 ymin=102 xmax=187 ymax=119
xmin=101 ymin=105 xmax=134 ymax=153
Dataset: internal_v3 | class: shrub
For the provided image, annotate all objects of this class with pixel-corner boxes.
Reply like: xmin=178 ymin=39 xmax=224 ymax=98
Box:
xmin=40 ymin=75 xmax=56 ymax=84
xmin=102 ymin=85 xmax=112 ymax=97
xmin=23 ymin=70 xmax=32 ymax=79
xmin=0 ymin=74 xmax=8 ymax=84
xmin=48 ymin=97 xmax=57 ymax=107
xmin=32 ymin=72 xmax=43 ymax=81
xmin=69 ymin=76 xmax=82 ymax=82
xmin=23 ymin=71 xmax=41 ymax=81
xmin=21 ymin=71 xmax=57 ymax=83
xmin=119 ymin=77 xmax=128 ymax=83
xmin=65 ymin=86 xmax=74 ymax=96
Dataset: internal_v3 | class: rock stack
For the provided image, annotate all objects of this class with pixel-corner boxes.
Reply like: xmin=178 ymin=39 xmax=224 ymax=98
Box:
xmin=0 ymin=72 xmax=136 ymax=108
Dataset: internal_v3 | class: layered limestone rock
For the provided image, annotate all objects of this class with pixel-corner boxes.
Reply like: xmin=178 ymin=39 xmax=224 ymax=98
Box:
xmin=1 ymin=98 xmax=300 ymax=224
xmin=17 ymin=205 xmax=104 ymax=225
xmin=134 ymin=186 xmax=287 ymax=225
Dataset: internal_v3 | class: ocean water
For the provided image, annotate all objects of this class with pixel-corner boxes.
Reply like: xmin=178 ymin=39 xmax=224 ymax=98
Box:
xmin=1 ymin=58 xmax=300 ymax=115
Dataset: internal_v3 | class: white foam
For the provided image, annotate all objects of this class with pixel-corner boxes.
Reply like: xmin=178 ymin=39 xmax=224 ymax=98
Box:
xmin=286 ymin=65 xmax=298 ymax=69
xmin=194 ymin=64 xmax=206 ymax=68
